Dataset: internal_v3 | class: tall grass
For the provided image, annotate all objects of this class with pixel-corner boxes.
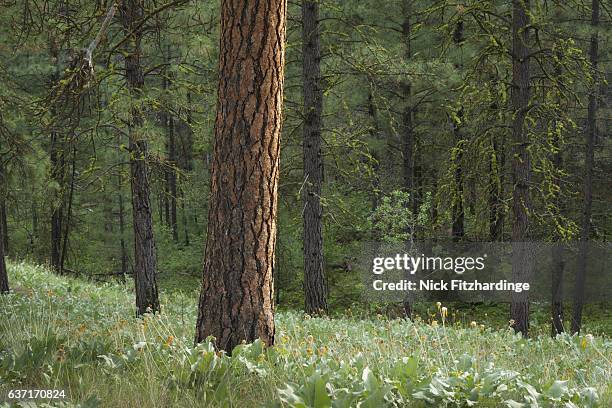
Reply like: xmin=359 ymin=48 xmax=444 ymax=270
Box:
xmin=0 ymin=261 xmax=610 ymax=407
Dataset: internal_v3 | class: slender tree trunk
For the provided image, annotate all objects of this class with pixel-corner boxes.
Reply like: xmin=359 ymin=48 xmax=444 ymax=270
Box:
xmin=302 ymin=0 xmax=327 ymax=315
xmin=117 ymin=134 xmax=128 ymax=282
xmin=195 ymin=0 xmax=287 ymax=352
xmin=50 ymin=127 xmax=64 ymax=273
xmin=510 ymin=0 xmax=532 ymax=337
xmin=120 ymin=0 xmax=160 ymax=315
xmin=551 ymin=36 xmax=566 ymax=336
xmin=168 ymin=112 xmax=178 ymax=242
xmin=0 ymin=161 xmax=8 ymax=294
xmin=451 ymin=111 xmax=465 ymax=241
xmin=489 ymin=133 xmax=505 ymax=241
xmin=0 ymin=201 xmax=8 ymax=254
xmin=572 ymin=0 xmax=599 ymax=334
xmin=550 ymin=122 xmax=565 ymax=336
xmin=60 ymin=145 xmax=76 ymax=272
xmin=181 ymin=187 xmax=189 ymax=246
xmin=400 ymin=0 xmax=415 ymax=318
xmin=164 ymin=171 xmax=170 ymax=227
xmin=163 ymin=49 xmax=179 ymax=242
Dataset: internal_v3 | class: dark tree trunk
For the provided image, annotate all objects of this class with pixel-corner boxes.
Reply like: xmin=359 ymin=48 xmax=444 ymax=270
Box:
xmin=0 ymin=201 xmax=8 ymax=254
xmin=489 ymin=134 xmax=505 ymax=241
xmin=120 ymin=0 xmax=160 ymax=315
xmin=302 ymin=0 xmax=327 ymax=315
xmin=550 ymin=33 xmax=566 ymax=336
xmin=194 ymin=0 xmax=286 ymax=352
xmin=451 ymin=111 xmax=465 ymax=241
xmin=48 ymin=22 xmax=65 ymax=275
xmin=60 ymin=145 xmax=76 ymax=272
xmin=0 ymin=162 xmax=7 ymax=294
xmin=572 ymin=0 xmax=599 ymax=334
xmin=164 ymin=172 xmax=170 ymax=227
xmin=167 ymin=113 xmax=178 ymax=242
xmin=117 ymin=134 xmax=128 ymax=282
xmin=551 ymin=244 xmax=565 ymax=335
xmin=510 ymin=0 xmax=532 ymax=337
xmin=163 ymin=50 xmax=179 ymax=242
xmin=550 ymin=117 xmax=565 ymax=336
xmin=181 ymin=188 xmax=189 ymax=246
xmin=401 ymin=0 xmax=414 ymax=318
xmin=50 ymin=127 xmax=64 ymax=273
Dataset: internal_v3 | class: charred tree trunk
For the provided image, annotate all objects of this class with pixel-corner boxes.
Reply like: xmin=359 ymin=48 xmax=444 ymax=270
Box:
xmin=572 ymin=0 xmax=599 ymax=334
xmin=510 ymin=0 xmax=532 ymax=337
xmin=120 ymin=0 xmax=159 ymax=315
xmin=302 ymin=0 xmax=327 ymax=315
xmin=194 ymin=0 xmax=287 ymax=352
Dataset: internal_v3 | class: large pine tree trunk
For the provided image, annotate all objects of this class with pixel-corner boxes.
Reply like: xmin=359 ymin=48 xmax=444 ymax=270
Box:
xmin=194 ymin=0 xmax=287 ymax=352
xmin=510 ymin=0 xmax=532 ymax=337
xmin=302 ymin=0 xmax=327 ymax=315
xmin=572 ymin=0 xmax=599 ymax=334
xmin=120 ymin=0 xmax=160 ymax=315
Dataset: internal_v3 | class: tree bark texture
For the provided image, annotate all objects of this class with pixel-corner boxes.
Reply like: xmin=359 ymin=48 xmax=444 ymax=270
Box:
xmin=302 ymin=0 xmax=328 ymax=315
xmin=451 ymin=112 xmax=465 ymax=241
xmin=0 ymin=162 xmax=7 ymax=294
xmin=510 ymin=0 xmax=532 ymax=337
xmin=120 ymin=0 xmax=160 ymax=315
xmin=572 ymin=0 xmax=599 ymax=334
xmin=489 ymin=134 xmax=505 ymax=241
xmin=195 ymin=0 xmax=287 ymax=352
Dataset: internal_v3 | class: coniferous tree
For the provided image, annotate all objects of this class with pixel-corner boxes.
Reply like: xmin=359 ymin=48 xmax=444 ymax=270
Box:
xmin=572 ymin=0 xmax=600 ymax=334
xmin=510 ymin=0 xmax=532 ymax=337
xmin=302 ymin=0 xmax=328 ymax=315
xmin=120 ymin=0 xmax=160 ymax=315
xmin=195 ymin=0 xmax=287 ymax=352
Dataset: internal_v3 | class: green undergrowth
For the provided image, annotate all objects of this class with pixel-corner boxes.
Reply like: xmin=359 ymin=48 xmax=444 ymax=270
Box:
xmin=0 ymin=261 xmax=610 ymax=407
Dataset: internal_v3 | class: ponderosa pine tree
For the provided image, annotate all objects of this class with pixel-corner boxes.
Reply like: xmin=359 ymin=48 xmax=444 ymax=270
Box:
xmin=572 ymin=0 xmax=599 ymax=334
xmin=195 ymin=0 xmax=287 ymax=352
xmin=120 ymin=0 xmax=160 ymax=315
xmin=0 ymin=162 xmax=7 ymax=294
xmin=302 ymin=0 xmax=328 ymax=315
xmin=510 ymin=0 xmax=532 ymax=337
xmin=401 ymin=0 xmax=414 ymax=318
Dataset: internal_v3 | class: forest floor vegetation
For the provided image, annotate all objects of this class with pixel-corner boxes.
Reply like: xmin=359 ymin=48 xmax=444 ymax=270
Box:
xmin=0 ymin=262 xmax=610 ymax=407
